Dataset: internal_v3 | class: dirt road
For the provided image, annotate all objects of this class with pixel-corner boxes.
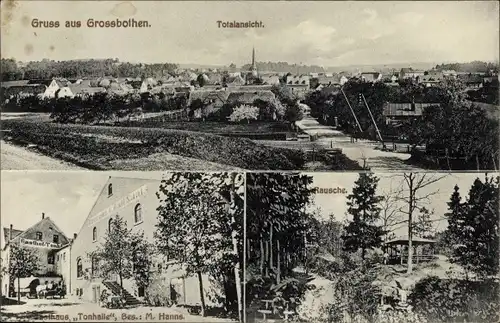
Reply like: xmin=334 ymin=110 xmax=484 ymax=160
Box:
xmin=1 ymin=141 xmax=83 ymax=170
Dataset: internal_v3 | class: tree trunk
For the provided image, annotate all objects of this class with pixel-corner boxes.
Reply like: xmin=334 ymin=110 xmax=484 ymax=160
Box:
xmin=269 ymin=224 xmax=273 ymax=269
xmin=197 ymin=271 xmax=206 ymax=317
xmin=260 ymin=237 xmax=265 ymax=278
xmin=229 ymin=173 xmax=243 ymax=323
xmin=119 ymin=273 xmax=123 ymax=289
xmin=17 ymin=276 xmax=20 ymax=304
xmin=277 ymin=241 xmax=281 ymax=284
xmin=407 ymin=175 xmax=414 ymax=274
xmin=264 ymin=240 xmax=269 ymax=277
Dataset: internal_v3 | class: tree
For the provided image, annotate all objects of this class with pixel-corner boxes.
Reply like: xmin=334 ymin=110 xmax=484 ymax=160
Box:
xmin=395 ymin=173 xmax=445 ymax=273
xmin=197 ymin=74 xmax=206 ymax=87
xmin=412 ymin=207 xmax=434 ymax=238
xmin=130 ymin=232 xmax=153 ymax=298
xmin=228 ymin=104 xmax=259 ymax=124
xmin=8 ymin=243 xmax=40 ymax=304
xmin=91 ymin=215 xmax=136 ymax=288
xmin=342 ymin=172 xmax=385 ymax=260
xmin=446 ymin=175 xmax=499 ymax=277
xmin=155 ymin=173 xmax=244 ymax=319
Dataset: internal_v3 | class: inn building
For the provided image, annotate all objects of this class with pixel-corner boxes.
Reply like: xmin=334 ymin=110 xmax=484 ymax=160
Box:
xmin=2 ymin=214 xmax=72 ymax=297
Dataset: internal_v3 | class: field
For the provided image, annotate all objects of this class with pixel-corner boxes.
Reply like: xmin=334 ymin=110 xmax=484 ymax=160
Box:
xmin=1 ymin=119 xmax=362 ymax=171
xmin=117 ymin=120 xmax=294 ymax=140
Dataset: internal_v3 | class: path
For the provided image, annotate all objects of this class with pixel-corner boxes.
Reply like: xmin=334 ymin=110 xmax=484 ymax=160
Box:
xmin=0 ymin=297 xmax=237 ymax=322
xmin=295 ymin=117 xmax=423 ymax=171
xmin=1 ymin=141 xmax=83 ymax=170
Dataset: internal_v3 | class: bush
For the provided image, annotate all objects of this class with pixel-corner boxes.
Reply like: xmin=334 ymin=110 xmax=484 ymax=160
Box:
xmin=409 ymin=276 xmax=500 ymax=322
xmin=145 ymin=273 xmax=173 ymax=307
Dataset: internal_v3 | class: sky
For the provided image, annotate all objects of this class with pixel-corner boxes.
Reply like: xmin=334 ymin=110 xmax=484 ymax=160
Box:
xmin=0 ymin=171 xmax=163 ymax=248
xmin=308 ymin=172 xmax=496 ymax=235
xmin=1 ymin=1 xmax=498 ymax=67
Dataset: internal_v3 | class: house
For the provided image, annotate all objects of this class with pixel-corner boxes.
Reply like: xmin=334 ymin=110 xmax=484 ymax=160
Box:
xmin=2 ymin=213 xmax=72 ymax=297
xmin=360 ymin=72 xmax=383 ymax=83
xmin=399 ymin=68 xmax=425 ymax=80
xmin=261 ymin=75 xmax=280 ymax=85
xmin=26 ymin=79 xmax=71 ymax=99
xmin=311 ymin=75 xmax=348 ymax=89
xmin=458 ymin=73 xmax=484 ymax=89
xmin=286 ymin=75 xmax=310 ymax=86
xmin=68 ymin=81 xmax=107 ymax=98
xmin=421 ymin=73 xmax=444 ymax=87
xmin=225 ymin=75 xmax=246 ymax=87
xmin=442 ymin=70 xmax=457 ymax=77
xmin=55 ymin=87 xmax=75 ymax=98
xmin=383 ymin=102 xmax=440 ymax=125
xmin=286 ymin=84 xmax=309 ymax=99
xmin=226 ymin=90 xmax=275 ymax=106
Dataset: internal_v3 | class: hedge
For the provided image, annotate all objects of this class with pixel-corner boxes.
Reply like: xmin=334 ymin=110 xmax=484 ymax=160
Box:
xmin=1 ymin=119 xmax=306 ymax=170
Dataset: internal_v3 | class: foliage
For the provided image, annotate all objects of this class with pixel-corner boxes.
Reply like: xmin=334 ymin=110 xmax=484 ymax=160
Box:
xmin=240 ymin=62 xmax=325 ymax=74
xmin=90 ymin=215 xmax=152 ymax=288
xmin=434 ymin=61 xmax=498 ymax=74
xmin=8 ymin=243 xmax=40 ymax=279
xmin=0 ymin=58 xmax=178 ymax=81
xmin=155 ymin=172 xmax=244 ymax=316
xmin=410 ymin=276 xmax=500 ymax=323
xmin=228 ymin=104 xmax=259 ymax=123
xmin=445 ymin=175 xmax=499 ymax=277
xmin=342 ymin=172 xmax=385 ymax=259
xmin=412 ymin=207 xmax=434 ymax=238
xmin=145 ymin=272 xmax=174 ymax=307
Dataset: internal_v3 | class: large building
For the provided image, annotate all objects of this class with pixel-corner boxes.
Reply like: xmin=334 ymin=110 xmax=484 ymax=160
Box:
xmin=3 ymin=176 xmax=222 ymax=306
xmin=2 ymin=214 xmax=72 ymax=297
xmin=70 ymin=176 xmax=219 ymax=305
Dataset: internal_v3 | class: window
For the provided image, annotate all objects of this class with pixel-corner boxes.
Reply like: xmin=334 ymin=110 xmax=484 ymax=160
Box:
xmin=134 ymin=204 xmax=143 ymax=224
xmin=36 ymin=232 xmax=43 ymax=240
xmin=108 ymin=218 xmax=113 ymax=232
xmin=138 ymin=286 xmax=145 ymax=297
xmin=63 ymin=252 xmax=66 ymax=261
xmin=53 ymin=235 xmax=59 ymax=244
xmin=92 ymin=227 xmax=97 ymax=241
xmin=48 ymin=254 xmax=54 ymax=265
xmin=56 ymin=254 xmax=59 ymax=262
xmin=108 ymin=184 xmax=113 ymax=196
xmin=91 ymin=257 xmax=99 ymax=277
xmin=76 ymin=258 xmax=83 ymax=278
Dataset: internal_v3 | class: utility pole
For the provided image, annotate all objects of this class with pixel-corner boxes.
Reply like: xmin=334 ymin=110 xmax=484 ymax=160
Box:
xmin=340 ymin=87 xmax=363 ymax=133
xmin=361 ymin=93 xmax=384 ymax=144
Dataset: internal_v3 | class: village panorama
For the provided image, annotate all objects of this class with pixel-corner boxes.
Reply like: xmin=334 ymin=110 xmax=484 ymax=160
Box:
xmin=1 ymin=52 xmax=498 ymax=172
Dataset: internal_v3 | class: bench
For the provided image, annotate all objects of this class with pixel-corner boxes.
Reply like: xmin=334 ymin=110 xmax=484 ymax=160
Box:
xmin=257 ymin=309 xmax=273 ymax=320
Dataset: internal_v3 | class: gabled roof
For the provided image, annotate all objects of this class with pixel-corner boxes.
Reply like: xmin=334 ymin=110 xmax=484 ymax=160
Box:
xmin=3 ymin=227 xmax=24 ymax=243
xmin=3 ymin=217 xmax=70 ymax=250
xmin=383 ymin=102 xmax=440 ymax=117
xmin=227 ymin=90 xmax=275 ymax=105
xmin=385 ymin=235 xmax=436 ymax=245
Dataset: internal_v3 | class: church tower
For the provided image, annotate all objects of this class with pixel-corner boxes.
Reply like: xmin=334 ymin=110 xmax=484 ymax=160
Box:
xmin=249 ymin=47 xmax=258 ymax=77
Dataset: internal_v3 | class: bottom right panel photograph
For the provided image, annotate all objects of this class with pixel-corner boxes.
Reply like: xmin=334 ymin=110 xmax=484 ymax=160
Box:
xmin=244 ymin=172 xmax=499 ymax=323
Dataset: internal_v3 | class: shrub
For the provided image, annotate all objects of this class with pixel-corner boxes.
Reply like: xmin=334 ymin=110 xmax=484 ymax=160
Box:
xmin=409 ymin=276 xmax=500 ymax=322
xmin=145 ymin=273 xmax=173 ymax=307
xmin=228 ymin=104 xmax=259 ymax=124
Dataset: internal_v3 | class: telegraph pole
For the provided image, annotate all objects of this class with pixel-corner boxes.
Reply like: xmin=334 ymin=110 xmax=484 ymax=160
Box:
xmin=340 ymin=87 xmax=363 ymax=133
xmin=361 ymin=93 xmax=384 ymax=143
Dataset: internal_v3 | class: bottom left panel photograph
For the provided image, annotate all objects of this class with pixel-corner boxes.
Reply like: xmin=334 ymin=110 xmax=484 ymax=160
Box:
xmin=0 ymin=171 xmax=244 ymax=323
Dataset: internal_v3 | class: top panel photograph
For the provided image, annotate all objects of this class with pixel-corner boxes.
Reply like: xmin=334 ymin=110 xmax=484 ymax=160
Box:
xmin=0 ymin=0 xmax=499 ymax=171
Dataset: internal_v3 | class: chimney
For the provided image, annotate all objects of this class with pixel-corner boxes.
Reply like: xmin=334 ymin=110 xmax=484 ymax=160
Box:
xmin=9 ymin=224 xmax=13 ymax=241
xmin=42 ymin=213 xmax=45 ymax=219
xmin=73 ymin=233 xmax=77 ymax=240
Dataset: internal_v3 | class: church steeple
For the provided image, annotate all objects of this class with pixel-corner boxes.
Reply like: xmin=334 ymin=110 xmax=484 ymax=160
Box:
xmin=249 ymin=47 xmax=258 ymax=77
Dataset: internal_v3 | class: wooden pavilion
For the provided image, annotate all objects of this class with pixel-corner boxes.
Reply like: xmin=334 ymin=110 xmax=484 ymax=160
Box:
xmin=384 ymin=235 xmax=437 ymax=265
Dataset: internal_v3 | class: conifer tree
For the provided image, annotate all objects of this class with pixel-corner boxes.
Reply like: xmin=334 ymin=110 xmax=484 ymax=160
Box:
xmin=342 ymin=172 xmax=385 ymax=260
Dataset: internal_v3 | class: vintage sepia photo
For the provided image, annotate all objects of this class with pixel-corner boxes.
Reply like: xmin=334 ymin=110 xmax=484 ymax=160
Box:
xmin=245 ymin=171 xmax=499 ymax=323
xmin=0 ymin=1 xmax=498 ymax=172
xmin=1 ymin=0 xmax=499 ymax=323
xmin=0 ymin=171 xmax=244 ymax=322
